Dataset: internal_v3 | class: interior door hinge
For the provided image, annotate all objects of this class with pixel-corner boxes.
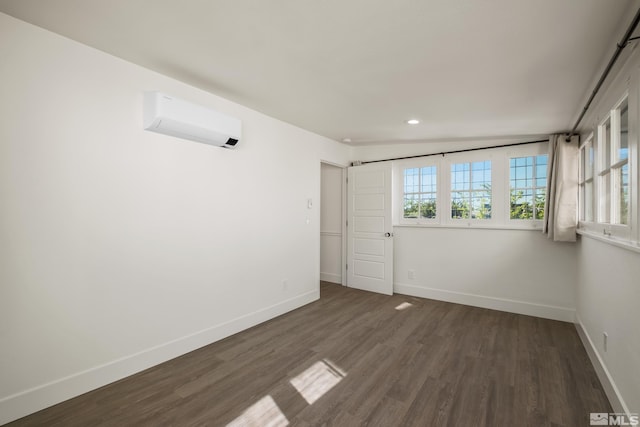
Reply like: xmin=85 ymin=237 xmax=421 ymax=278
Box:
xmin=346 ymin=220 xmax=348 ymax=227
xmin=346 ymin=264 xmax=348 ymax=270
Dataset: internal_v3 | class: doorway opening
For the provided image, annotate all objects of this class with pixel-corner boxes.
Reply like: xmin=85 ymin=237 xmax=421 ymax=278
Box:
xmin=320 ymin=162 xmax=346 ymax=287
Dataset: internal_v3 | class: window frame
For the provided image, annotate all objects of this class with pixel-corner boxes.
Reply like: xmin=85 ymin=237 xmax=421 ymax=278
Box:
xmin=577 ymin=57 xmax=640 ymax=251
xmin=449 ymin=159 xmax=493 ymax=222
xmin=442 ymin=150 xmax=499 ymax=227
xmin=579 ymin=133 xmax=595 ymax=223
xmin=505 ymin=143 xmax=549 ymax=229
xmin=611 ymin=96 xmax=630 ymax=226
xmin=399 ymin=161 xmax=440 ymax=224
xmin=396 ymin=158 xmax=441 ymax=225
xmin=394 ymin=142 xmax=547 ymax=230
xmin=581 ymin=93 xmax=632 ymax=241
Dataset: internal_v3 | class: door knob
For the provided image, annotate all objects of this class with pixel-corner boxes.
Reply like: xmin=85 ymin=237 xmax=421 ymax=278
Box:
xmin=385 ymin=232 xmax=392 ymax=237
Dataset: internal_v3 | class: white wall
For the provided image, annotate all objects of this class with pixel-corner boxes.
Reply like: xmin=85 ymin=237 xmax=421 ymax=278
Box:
xmin=393 ymin=227 xmax=576 ymax=320
xmin=576 ymin=238 xmax=640 ymax=414
xmin=0 ymin=13 xmax=350 ymax=424
xmin=320 ymin=163 xmax=343 ymax=284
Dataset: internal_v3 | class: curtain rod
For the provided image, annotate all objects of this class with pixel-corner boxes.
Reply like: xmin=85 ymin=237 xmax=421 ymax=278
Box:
xmin=352 ymin=139 xmax=548 ymax=166
xmin=566 ymin=7 xmax=640 ymax=142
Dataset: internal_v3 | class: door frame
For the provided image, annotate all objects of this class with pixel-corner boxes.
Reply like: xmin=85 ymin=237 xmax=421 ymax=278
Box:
xmin=319 ymin=160 xmax=348 ymax=287
xmin=341 ymin=166 xmax=348 ymax=287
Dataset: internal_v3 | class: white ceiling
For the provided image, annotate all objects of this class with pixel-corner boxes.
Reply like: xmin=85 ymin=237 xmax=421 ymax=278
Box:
xmin=0 ymin=0 xmax=636 ymax=145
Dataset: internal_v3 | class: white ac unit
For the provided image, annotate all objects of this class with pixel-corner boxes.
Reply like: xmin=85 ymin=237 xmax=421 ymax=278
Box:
xmin=143 ymin=91 xmax=241 ymax=149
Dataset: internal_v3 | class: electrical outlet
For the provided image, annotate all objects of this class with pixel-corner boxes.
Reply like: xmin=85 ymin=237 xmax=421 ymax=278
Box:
xmin=282 ymin=279 xmax=288 ymax=291
xmin=408 ymin=269 xmax=415 ymax=280
xmin=603 ymin=332 xmax=608 ymax=352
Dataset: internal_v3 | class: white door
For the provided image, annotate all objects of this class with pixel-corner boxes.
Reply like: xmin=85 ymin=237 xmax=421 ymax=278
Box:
xmin=347 ymin=162 xmax=393 ymax=295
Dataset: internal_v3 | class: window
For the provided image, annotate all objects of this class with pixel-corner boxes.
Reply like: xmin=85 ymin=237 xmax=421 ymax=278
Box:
xmin=597 ymin=96 xmax=629 ymax=226
xmin=616 ymin=98 xmax=629 ymax=225
xmin=575 ymin=60 xmax=640 ymax=249
xmin=509 ymin=155 xmax=547 ymax=220
xmin=403 ymin=166 xmax=437 ymax=219
xmin=579 ymin=135 xmax=595 ymax=222
xmin=394 ymin=141 xmax=546 ymax=228
xmin=450 ymin=161 xmax=491 ymax=219
xmin=598 ymin=116 xmax=612 ymax=223
xmin=578 ymin=92 xmax=634 ymax=244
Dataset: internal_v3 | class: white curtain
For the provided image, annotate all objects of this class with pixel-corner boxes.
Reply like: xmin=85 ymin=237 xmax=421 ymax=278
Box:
xmin=543 ymin=134 xmax=579 ymax=242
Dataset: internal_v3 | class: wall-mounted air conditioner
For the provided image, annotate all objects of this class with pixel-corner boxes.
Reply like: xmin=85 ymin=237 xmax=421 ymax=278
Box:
xmin=143 ymin=91 xmax=241 ymax=148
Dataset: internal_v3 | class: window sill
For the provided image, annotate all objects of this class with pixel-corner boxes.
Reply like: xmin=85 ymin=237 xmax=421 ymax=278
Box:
xmin=577 ymin=229 xmax=640 ymax=254
xmin=394 ymin=223 xmax=543 ymax=231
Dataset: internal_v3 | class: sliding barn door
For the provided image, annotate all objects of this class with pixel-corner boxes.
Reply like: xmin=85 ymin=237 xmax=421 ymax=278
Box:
xmin=347 ymin=163 xmax=393 ymax=295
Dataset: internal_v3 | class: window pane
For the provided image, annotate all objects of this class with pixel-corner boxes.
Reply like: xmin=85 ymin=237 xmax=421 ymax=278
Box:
xmin=585 ymin=181 xmax=593 ymax=222
xmin=601 ymin=173 xmax=611 ymax=223
xmin=602 ymin=118 xmax=611 ymax=169
xmin=580 ymin=184 xmax=585 ymax=221
xmin=579 ymin=141 xmax=595 ymax=222
xmin=619 ymin=163 xmax=629 ymax=225
xmin=451 ymin=191 xmax=469 ymax=219
xmin=404 ymin=168 xmax=419 ymax=193
xmin=510 ymin=155 xmax=546 ymax=220
xmin=451 ymin=161 xmax=491 ymax=220
xmin=471 ymin=161 xmax=491 ymax=190
xmin=451 ymin=170 xmax=464 ymax=191
xmin=580 ymin=147 xmax=585 ymax=182
xmin=588 ymin=142 xmax=594 ymax=179
xmin=510 ymin=189 xmax=533 ymax=219
xmin=582 ymin=141 xmax=594 ymax=181
xmin=404 ymin=195 xmax=419 ymax=218
xmin=471 ymin=191 xmax=491 ymax=219
xmin=403 ymin=166 xmax=437 ymax=219
xmin=535 ymin=189 xmax=545 ymax=220
xmin=619 ymin=99 xmax=628 ymax=161
xmin=420 ymin=195 xmax=436 ymax=219
xmin=420 ymin=166 xmax=436 ymax=193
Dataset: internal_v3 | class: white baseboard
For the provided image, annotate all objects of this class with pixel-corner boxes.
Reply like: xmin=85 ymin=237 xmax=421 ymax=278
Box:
xmin=394 ymin=282 xmax=575 ymax=322
xmin=0 ymin=290 xmax=319 ymax=426
xmin=574 ymin=314 xmax=627 ymax=415
xmin=320 ymin=272 xmax=342 ymax=284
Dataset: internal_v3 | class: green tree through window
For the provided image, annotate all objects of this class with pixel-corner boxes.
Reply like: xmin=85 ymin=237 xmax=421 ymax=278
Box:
xmin=451 ymin=161 xmax=492 ymax=219
xmin=510 ymin=155 xmax=547 ymax=220
xmin=403 ymin=166 xmax=437 ymax=219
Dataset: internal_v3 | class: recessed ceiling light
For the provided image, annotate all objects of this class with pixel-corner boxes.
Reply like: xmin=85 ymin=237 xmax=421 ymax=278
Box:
xmin=342 ymin=138 xmax=352 ymax=143
xmin=406 ymin=119 xmax=420 ymax=125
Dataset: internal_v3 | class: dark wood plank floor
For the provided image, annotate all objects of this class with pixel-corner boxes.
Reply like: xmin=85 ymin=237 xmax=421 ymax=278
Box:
xmin=8 ymin=282 xmax=611 ymax=427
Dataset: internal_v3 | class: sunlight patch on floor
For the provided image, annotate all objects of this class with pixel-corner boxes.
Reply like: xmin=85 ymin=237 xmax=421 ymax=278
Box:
xmin=322 ymin=358 xmax=347 ymax=377
xmin=395 ymin=302 xmax=413 ymax=311
xmin=289 ymin=359 xmax=346 ymax=405
xmin=226 ymin=395 xmax=289 ymax=427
